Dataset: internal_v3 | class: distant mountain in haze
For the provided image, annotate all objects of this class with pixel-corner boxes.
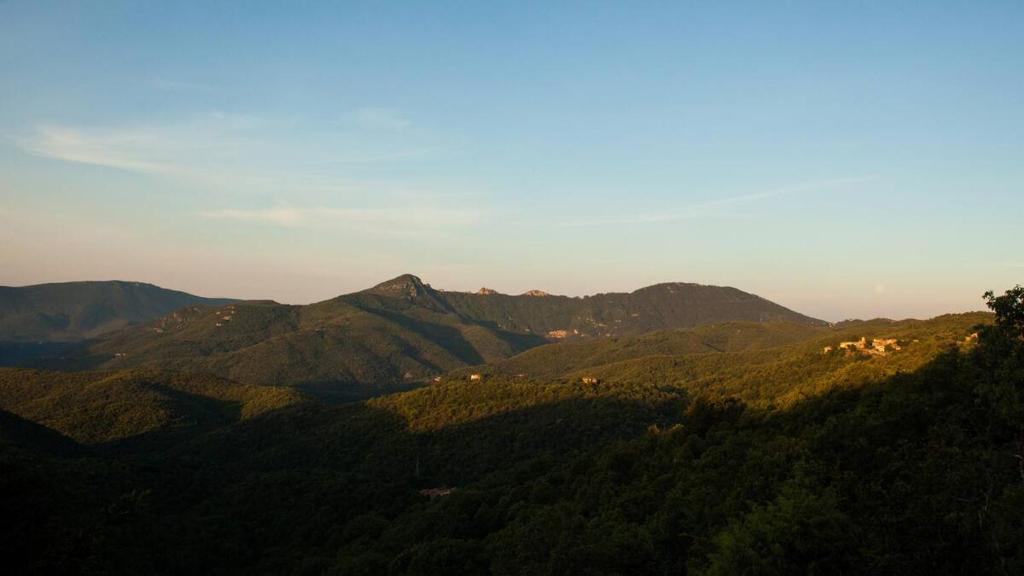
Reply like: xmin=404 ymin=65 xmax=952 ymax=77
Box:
xmin=0 ymin=281 xmax=236 ymax=342
xmin=438 ymin=277 xmax=825 ymax=338
xmin=49 ymin=274 xmax=822 ymax=397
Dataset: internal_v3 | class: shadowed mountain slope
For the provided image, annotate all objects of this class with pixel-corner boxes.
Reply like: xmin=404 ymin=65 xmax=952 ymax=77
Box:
xmin=0 ymin=304 xmax=1017 ymax=574
xmin=60 ymin=274 xmax=823 ymax=395
xmin=439 ymin=279 xmax=825 ymax=338
xmin=0 ymin=368 xmax=304 ymax=446
xmin=0 ymin=281 xmax=236 ymax=342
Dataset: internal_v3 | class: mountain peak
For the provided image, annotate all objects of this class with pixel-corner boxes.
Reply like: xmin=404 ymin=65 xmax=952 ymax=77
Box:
xmin=521 ymin=289 xmax=551 ymax=297
xmin=477 ymin=287 xmax=500 ymax=295
xmin=365 ymin=274 xmax=434 ymax=299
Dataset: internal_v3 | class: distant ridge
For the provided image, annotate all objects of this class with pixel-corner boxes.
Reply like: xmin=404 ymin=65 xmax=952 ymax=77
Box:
xmin=0 ymin=281 xmax=236 ymax=342
xmin=27 ymin=273 xmax=826 ymax=397
xmin=438 ymin=277 xmax=826 ymax=337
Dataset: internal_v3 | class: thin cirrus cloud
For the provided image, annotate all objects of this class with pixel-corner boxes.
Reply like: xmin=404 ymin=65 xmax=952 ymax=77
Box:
xmin=14 ymin=108 xmax=427 ymax=179
xmin=562 ymin=175 xmax=878 ymax=227
xmin=14 ymin=112 xmax=482 ymax=233
xmin=348 ymin=107 xmax=412 ymax=132
xmin=13 ymin=115 xmax=268 ymax=180
xmin=151 ymin=76 xmax=219 ymax=93
xmin=199 ymin=205 xmax=483 ymax=230
xmin=16 ymin=124 xmax=182 ymax=175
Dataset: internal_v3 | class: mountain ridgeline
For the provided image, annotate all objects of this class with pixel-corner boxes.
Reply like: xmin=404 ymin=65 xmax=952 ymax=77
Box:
xmin=39 ymin=274 xmax=825 ymax=396
xmin=438 ymin=277 xmax=825 ymax=338
xmin=0 ymin=281 xmax=236 ymax=342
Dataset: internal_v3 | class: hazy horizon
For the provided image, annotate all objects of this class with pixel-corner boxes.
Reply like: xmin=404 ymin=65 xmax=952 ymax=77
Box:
xmin=2 ymin=2 xmax=1021 ymax=321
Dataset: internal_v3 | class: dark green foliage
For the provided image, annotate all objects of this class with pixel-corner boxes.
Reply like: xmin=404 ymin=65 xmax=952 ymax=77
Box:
xmin=0 ymin=293 xmax=1018 ymax=574
xmin=701 ymin=482 xmax=854 ymax=575
xmin=32 ymin=274 xmax=825 ymax=399
xmin=0 ymin=409 xmax=83 ymax=457
xmin=485 ymin=321 xmax=825 ymax=381
xmin=0 ymin=280 xmax=236 ymax=341
xmin=984 ymin=285 xmax=1024 ymax=339
xmin=483 ymin=313 xmax=988 ymax=408
xmin=439 ymin=278 xmax=826 ymax=337
xmin=0 ymin=368 xmax=304 ymax=445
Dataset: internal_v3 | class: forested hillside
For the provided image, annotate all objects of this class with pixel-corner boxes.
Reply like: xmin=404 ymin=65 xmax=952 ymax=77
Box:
xmin=0 ymin=368 xmax=304 ymax=446
xmin=1 ymin=289 xmax=1019 ymax=575
xmin=438 ymin=279 xmax=825 ymax=337
xmin=42 ymin=274 xmax=822 ymax=398
xmin=0 ymin=281 xmax=236 ymax=342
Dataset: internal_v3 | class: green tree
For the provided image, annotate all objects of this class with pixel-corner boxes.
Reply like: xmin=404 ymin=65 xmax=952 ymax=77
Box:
xmin=698 ymin=483 xmax=855 ymax=576
xmin=983 ymin=285 xmax=1024 ymax=339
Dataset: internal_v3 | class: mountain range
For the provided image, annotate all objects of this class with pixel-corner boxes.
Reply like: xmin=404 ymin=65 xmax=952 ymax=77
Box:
xmin=0 ymin=281 xmax=235 ymax=342
xmin=0 ymin=274 xmax=823 ymax=398
xmin=0 ymin=273 xmax=1017 ymax=574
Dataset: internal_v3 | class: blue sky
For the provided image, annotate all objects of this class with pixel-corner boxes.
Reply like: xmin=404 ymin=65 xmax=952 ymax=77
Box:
xmin=1 ymin=1 xmax=1022 ymax=320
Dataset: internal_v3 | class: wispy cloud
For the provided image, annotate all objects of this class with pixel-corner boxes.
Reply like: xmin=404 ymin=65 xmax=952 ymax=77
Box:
xmin=349 ymin=107 xmax=411 ymax=132
xmin=16 ymin=125 xmax=181 ymax=174
xmin=563 ymin=176 xmax=878 ymax=227
xmin=151 ymin=76 xmax=218 ymax=93
xmin=14 ymin=109 xmax=429 ymax=178
xmin=14 ymin=112 xmax=480 ymax=234
xmin=200 ymin=205 xmax=482 ymax=230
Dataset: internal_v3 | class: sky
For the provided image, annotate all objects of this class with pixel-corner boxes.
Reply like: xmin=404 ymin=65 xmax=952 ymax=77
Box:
xmin=1 ymin=1 xmax=1022 ymax=321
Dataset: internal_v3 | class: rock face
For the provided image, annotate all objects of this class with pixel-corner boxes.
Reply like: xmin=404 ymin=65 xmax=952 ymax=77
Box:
xmin=477 ymin=287 xmax=499 ymax=295
xmin=365 ymin=274 xmax=433 ymax=299
xmin=522 ymin=290 xmax=551 ymax=297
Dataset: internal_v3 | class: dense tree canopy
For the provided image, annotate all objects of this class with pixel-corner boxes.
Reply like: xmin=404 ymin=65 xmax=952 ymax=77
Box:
xmin=985 ymin=285 xmax=1024 ymax=339
xmin=0 ymin=297 xmax=1021 ymax=574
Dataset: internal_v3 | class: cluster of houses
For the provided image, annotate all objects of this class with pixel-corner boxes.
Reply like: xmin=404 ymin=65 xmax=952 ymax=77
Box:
xmin=215 ymin=306 xmax=236 ymax=328
xmin=547 ymin=328 xmax=585 ymax=339
xmin=823 ymin=337 xmax=902 ymax=357
xmin=461 ymin=373 xmax=600 ymax=386
xmin=419 ymin=487 xmax=455 ymax=499
xmin=153 ymin=307 xmax=204 ymax=333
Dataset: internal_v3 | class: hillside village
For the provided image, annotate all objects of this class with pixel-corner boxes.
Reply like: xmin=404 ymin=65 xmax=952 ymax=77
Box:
xmin=823 ymin=336 xmax=902 ymax=357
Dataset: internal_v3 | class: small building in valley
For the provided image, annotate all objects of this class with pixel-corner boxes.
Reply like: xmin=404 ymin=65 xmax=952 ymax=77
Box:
xmin=419 ymin=487 xmax=455 ymax=499
xmin=833 ymin=337 xmax=902 ymax=357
